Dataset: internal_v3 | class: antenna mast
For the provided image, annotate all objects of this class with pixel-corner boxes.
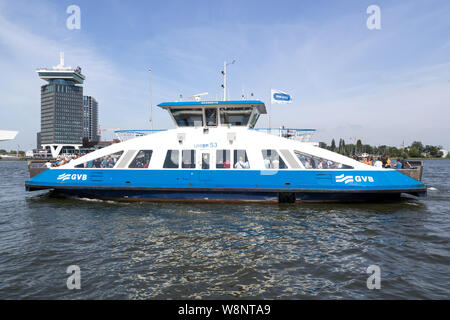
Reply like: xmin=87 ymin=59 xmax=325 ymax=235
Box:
xmin=221 ymin=60 xmax=235 ymax=101
xmin=149 ymin=68 xmax=153 ymax=130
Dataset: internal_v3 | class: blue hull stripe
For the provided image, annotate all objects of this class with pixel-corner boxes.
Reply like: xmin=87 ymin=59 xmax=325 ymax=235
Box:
xmin=26 ymin=169 xmax=426 ymax=202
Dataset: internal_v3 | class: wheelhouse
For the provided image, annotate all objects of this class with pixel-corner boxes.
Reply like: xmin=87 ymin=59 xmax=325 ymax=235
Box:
xmin=157 ymin=100 xmax=267 ymax=128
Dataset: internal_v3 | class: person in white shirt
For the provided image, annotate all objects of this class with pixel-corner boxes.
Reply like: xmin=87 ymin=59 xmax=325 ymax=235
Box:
xmin=374 ymin=157 xmax=383 ymax=168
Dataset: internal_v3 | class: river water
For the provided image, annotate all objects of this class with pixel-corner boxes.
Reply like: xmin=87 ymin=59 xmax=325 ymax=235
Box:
xmin=0 ymin=160 xmax=448 ymax=299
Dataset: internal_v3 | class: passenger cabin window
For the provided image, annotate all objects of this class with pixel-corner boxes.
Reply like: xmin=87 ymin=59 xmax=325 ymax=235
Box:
xmin=234 ymin=150 xmax=250 ymax=169
xmin=219 ymin=107 xmax=253 ymax=126
xmin=75 ymin=151 xmax=123 ymax=168
xmin=129 ymin=150 xmax=153 ymax=168
xmin=262 ymin=150 xmax=288 ymax=169
xmin=171 ymin=108 xmax=203 ymax=127
xmin=205 ymin=108 xmax=218 ymax=126
xmin=294 ymin=151 xmax=353 ymax=169
xmin=182 ymin=150 xmax=196 ymax=168
xmin=163 ymin=150 xmax=179 ymax=168
xmin=201 ymin=153 xmax=210 ymax=169
xmin=216 ymin=150 xmax=231 ymax=169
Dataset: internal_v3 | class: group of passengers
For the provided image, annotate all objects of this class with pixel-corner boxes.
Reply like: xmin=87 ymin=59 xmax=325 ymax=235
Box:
xmin=354 ymin=155 xmax=412 ymax=169
xmin=234 ymin=156 xmax=250 ymax=169
xmin=303 ymin=157 xmax=344 ymax=169
xmin=264 ymin=156 xmax=281 ymax=169
xmin=87 ymin=156 xmax=118 ymax=168
xmin=45 ymin=154 xmax=83 ymax=168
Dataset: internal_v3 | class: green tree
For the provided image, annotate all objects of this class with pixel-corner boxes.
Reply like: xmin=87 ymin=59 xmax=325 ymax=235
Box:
xmin=356 ymin=139 xmax=362 ymax=154
xmin=330 ymin=139 xmax=336 ymax=152
xmin=408 ymin=147 xmax=420 ymax=157
xmin=410 ymin=141 xmax=424 ymax=154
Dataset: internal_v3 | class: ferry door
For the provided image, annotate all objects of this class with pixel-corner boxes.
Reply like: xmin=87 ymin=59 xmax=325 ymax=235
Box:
xmin=197 ymin=150 xmax=212 ymax=182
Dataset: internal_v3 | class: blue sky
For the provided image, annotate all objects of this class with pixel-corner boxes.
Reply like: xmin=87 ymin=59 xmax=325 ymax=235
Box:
xmin=0 ymin=0 xmax=449 ymax=151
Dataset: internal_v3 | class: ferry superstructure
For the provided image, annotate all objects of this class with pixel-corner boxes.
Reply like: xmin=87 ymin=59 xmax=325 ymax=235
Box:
xmin=25 ymin=100 xmax=426 ymax=202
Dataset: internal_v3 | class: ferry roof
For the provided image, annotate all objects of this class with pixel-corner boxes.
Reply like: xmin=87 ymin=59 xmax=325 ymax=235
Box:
xmin=157 ymin=100 xmax=267 ymax=114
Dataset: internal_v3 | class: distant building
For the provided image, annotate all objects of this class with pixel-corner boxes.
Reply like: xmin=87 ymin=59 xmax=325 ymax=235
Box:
xmin=36 ymin=52 xmax=85 ymax=157
xmin=83 ymin=96 xmax=100 ymax=143
xmin=36 ymin=132 xmax=41 ymax=149
xmin=440 ymin=149 xmax=448 ymax=158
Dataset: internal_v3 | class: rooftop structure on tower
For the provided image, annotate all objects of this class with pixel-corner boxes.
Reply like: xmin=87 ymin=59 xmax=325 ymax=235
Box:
xmin=37 ymin=52 xmax=85 ymax=84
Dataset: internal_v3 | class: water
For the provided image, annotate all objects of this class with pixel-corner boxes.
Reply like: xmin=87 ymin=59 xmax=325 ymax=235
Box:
xmin=0 ymin=160 xmax=448 ymax=299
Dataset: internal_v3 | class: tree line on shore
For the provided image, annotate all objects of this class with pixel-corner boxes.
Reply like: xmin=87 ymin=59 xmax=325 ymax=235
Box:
xmin=0 ymin=149 xmax=25 ymax=156
xmin=319 ymin=139 xmax=448 ymax=159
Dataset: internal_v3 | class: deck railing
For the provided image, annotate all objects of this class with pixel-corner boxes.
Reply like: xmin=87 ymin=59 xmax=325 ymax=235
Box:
xmin=114 ymin=128 xmax=316 ymax=142
xmin=252 ymin=128 xmax=316 ymax=142
xmin=114 ymin=129 xmax=168 ymax=142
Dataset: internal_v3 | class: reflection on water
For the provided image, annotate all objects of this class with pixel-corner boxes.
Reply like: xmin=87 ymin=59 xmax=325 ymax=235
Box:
xmin=0 ymin=160 xmax=449 ymax=299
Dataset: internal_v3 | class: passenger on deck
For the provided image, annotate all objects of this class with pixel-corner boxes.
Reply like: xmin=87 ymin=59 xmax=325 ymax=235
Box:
xmin=401 ymin=157 xmax=412 ymax=169
xmin=224 ymin=160 xmax=230 ymax=168
xmin=374 ymin=157 xmax=383 ymax=168
xmin=395 ymin=159 xmax=403 ymax=169
xmin=272 ymin=157 xmax=279 ymax=169
xmin=304 ymin=158 xmax=313 ymax=169
xmin=235 ymin=156 xmax=246 ymax=169
xmin=264 ymin=157 xmax=271 ymax=169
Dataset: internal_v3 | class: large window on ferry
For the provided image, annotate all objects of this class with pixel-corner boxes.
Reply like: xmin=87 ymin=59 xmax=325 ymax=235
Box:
xmin=182 ymin=150 xmax=196 ymax=168
xmin=219 ymin=107 xmax=253 ymax=126
xmin=294 ymin=151 xmax=353 ymax=169
xmin=171 ymin=108 xmax=203 ymax=127
xmin=216 ymin=150 xmax=231 ymax=169
xmin=205 ymin=108 xmax=218 ymax=126
xmin=129 ymin=150 xmax=153 ymax=168
xmin=75 ymin=151 xmax=123 ymax=168
xmin=248 ymin=110 xmax=260 ymax=128
xmin=233 ymin=150 xmax=250 ymax=169
xmin=163 ymin=150 xmax=179 ymax=168
xmin=262 ymin=150 xmax=288 ymax=169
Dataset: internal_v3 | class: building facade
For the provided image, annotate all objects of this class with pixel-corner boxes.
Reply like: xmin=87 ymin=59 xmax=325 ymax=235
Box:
xmin=83 ymin=96 xmax=100 ymax=143
xmin=37 ymin=53 xmax=85 ymax=150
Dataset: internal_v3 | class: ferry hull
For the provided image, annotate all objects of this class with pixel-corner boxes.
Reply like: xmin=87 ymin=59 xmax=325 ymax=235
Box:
xmin=26 ymin=168 xmax=426 ymax=203
xmin=42 ymin=187 xmax=421 ymax=203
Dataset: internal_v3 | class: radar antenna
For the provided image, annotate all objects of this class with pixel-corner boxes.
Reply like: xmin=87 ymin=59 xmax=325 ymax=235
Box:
xmin=188 ymin=92 xmax=208 ymax=101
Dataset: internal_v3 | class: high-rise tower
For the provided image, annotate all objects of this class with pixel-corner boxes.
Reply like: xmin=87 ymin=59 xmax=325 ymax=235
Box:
xmin=36 ymin=52 xmax=85 ymax=156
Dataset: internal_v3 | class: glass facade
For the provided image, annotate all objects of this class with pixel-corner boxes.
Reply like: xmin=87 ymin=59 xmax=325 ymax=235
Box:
xmin=83 ymin=96 xmax=100 ymax=142
xmin=40 ymin=80 xmax=84 ymax=145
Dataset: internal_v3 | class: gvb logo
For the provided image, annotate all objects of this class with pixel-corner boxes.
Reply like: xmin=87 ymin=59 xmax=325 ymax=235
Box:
xmin=336 ymin=174 xmax=374 ymax=184
xmin=366 ymin=265 xmax=381 ymax=290
xmin=57 ymin=173 xmax=87 ymax=181
xmin=66 ymin=265 xmax=81 ymax=290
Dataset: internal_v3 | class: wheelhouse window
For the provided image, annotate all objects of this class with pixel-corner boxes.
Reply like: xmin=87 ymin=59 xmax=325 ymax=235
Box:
xmin=205 ymin=108 xmax=218 ymax=126
xmin=219 ymin=107 xmax=253 ymax=126
xmin=262 ymin=150 xmax=288 ymax=169
xmin=294 ymin=151 xmax=353 ymax=169
xmin=216 ymin=149 xmax=231 ymax=169
xmin=75 ymin=151 xmax=123 ymax=168
xmin=171 ymin=108 xmax=203 ymax=127
xmin=129 ymin=150 xmax=153 ymax=168
xmin=182 ymin=150 xmax=196 ymax=168
xmin=163 ymin=150 xmax=179 ymax=168
xmin=234 ymin=150 xmax=250 ymax=169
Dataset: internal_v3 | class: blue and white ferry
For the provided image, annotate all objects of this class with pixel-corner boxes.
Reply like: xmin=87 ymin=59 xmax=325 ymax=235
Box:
xmin=26 ymin=100 xmax=427 ymax=203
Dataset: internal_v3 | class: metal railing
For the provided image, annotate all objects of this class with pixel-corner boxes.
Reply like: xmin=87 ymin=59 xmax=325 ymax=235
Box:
xmin=114 ymin=129 xmax=168 ymax=142
xmin=252 ymin=128 xmax=316 ymax=142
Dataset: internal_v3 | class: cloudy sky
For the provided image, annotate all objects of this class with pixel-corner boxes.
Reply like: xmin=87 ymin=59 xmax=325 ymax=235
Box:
xmin=0 ymin=0 xmax=449 ymax=151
